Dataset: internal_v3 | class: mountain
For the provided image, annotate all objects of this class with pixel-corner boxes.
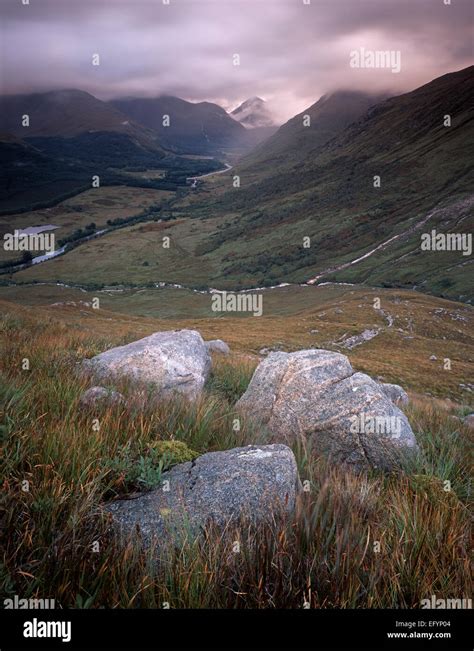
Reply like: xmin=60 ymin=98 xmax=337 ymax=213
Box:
xmin=239 ymin=90 xmax=386 ymax=172
xmin=231 ymin=97 xmax=276 ymax=128
xmin=0 ymin=89 xmax=163 ymax=152
xmin=0 ymin=90 xmax=224 ymax=212
xmin=110 ymin=95 xmax=245 ymax=155
xmin=187 ymin=66 xmax=474 ymax=302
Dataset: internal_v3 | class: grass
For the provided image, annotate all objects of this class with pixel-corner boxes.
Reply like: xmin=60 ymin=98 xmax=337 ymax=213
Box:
xmin=1 ymin=283 xmax=472 ymax=402
xmin=0 ymin=185 xmax=173 ymax=264
xmin=0 ymin=306 xmax=472 ymax=608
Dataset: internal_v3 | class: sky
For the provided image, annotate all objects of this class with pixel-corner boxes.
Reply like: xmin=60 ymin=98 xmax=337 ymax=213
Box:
xmin=1 ymin=0 xmax=473 ymax=122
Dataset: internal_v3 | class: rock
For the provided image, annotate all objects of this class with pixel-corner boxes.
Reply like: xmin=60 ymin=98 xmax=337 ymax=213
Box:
xmin=79 ymin=386 xmax=125 ymax=408
xmin=381 ymin=383 xmax=409 ymax=406
xmin=337 ymin=328 xmax=380 ymax=349
xmin=430 ymin=355 xmax=437 ymax=361
xmin=259 ymin=342 xmax=285 ymax=356
xmin=51 ymin=300 xmax=92 ymax=308
xmin=236 ymin=349 xmax=418 ymax=471
xmin=463 ymin=414 xmax=474 ymax=428
xmin=206 ymin=339 xmax=230 ymax=355
xmin=106 ymin=444 xmax=300 ymax=547
xmin=83 ymin=329 xmax=211 ymax=402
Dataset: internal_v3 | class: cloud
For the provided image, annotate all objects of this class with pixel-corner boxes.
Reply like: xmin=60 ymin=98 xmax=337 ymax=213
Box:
xmin=1 ymin=0 xmax=472 ymax=120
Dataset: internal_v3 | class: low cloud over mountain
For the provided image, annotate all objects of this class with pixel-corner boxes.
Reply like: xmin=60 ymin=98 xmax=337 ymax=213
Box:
xmin=2 ymin=0 xmax=472 ymax=121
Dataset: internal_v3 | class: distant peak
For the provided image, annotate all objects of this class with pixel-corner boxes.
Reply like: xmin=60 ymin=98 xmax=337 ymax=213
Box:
xmin=230 ymin=97 xmax=275 ymax=128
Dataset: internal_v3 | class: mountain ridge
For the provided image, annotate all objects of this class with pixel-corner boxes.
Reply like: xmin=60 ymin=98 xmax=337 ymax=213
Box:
xmin=110 ymin=95 xmax=245 ymax=154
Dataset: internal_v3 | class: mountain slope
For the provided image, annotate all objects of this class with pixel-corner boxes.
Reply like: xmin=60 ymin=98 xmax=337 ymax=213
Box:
xmin=0 ymin=89 xmax=164 ymax=153
xmin=0 ymin=91 xmax=225 ymax=211
xmin=239 ymin=90 xmax=386 ymax=172
xmin=0 ymin=133 xmax=92 ymax=213
xmin=110 ymin=95 xmax=245 ymax=154
xmin=181 ymin=66 xmax=474 ymax=301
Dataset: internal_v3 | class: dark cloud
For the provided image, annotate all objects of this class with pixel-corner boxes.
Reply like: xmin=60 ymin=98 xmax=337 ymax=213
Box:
xmin=1 ymin=0 xmax=473 ymax=120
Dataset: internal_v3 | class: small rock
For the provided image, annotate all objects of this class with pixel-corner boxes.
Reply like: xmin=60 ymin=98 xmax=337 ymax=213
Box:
xmin=381 ymin=383 xmax=409 ymax=406
xmin=106 ymin=444 xmax=300 ymax=547
xmin=206 ymin=339 xmax=230 ymax=355
xmin=463 ymin=414 xmax=474 ymax=428
xmin=79 ymin=386 xmax=125 ymax=408
xmin=259 ymin=342 xmax=285 ymax=356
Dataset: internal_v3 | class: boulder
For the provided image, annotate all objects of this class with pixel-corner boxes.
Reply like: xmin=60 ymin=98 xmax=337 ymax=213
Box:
xmin=236 ymin=349 xmax=418 ymax=471
xmin=83 ymin=329 xmax=211 ymax=402
xmin=79 ymin=386 xmax=125 ymax=408
xmin=381 ymin=382 xmax=409 ymax=406
xmin=106 ymin=444 xmax=300 ymax=546
xmin=206 ymin=339 xmax=230 ymax=355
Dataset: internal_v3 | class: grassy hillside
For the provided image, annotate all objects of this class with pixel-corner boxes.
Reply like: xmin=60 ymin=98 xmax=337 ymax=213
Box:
xmin=239 ymin=90 xmax=386 ymax=171
xmin=0 ymin=186 xmax=174 ymax=264
xmin=1 ymin=285 xmax=472 ymax=403
xmin=0 ymin=135 xmax=93 ymax=214
xmin=0 ymin=299 xmax=472 ymax=608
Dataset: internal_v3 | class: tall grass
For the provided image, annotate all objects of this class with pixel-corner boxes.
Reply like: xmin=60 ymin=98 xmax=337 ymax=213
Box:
xmin=0 ymin=311 xmax=472 ymax=608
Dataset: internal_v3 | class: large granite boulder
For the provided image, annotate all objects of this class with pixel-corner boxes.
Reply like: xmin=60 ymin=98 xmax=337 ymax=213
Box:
xmin=106 ymin=444 xmax=300 ymax=546
xmin=236 ymin=349 xmax=418 ymax=470
xmin=83 ymin=329 xmax=211 ymax=402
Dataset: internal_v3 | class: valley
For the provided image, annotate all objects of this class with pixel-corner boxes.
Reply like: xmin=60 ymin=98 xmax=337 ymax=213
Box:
xmin=1 ymin=1 xmax=473 ymax=629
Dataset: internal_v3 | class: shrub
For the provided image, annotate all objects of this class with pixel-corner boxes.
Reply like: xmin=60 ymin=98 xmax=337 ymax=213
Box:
xmin=104 ymin=440 xmax=199 ymax=493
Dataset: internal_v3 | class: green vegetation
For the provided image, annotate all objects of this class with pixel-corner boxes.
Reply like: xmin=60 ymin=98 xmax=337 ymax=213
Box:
xmin=0 ymin=307 xmax=472 ymax=608
xmin=0 ymin=131 xmax=222 ymax=214
xmin=105 ymin=440 xmax=199 ymax=493
xmin=0 ymin=283 xmax=472 ymax=402
xmin=0 ymin=186 xmax=174 ymax=266
xmin=168 ymin=67 xmax=474 ymax=301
